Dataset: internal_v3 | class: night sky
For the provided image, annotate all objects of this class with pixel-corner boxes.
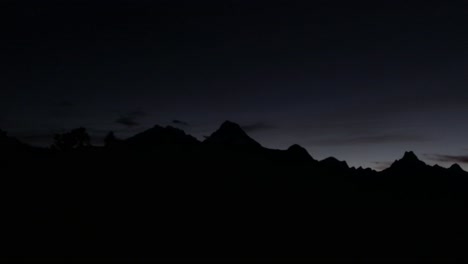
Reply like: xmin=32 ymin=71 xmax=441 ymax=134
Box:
xmin=1 ymin=0 xmax=468 ymax=170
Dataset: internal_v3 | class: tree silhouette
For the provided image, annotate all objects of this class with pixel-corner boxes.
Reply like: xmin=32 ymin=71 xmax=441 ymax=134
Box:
xmin=52 ymin=127 xmax=91 ymax=151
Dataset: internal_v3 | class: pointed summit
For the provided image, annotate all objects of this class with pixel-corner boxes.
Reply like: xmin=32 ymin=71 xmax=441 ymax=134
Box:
xmin=388 ymin=151 xmax=427 ymax=171
xmin=204 ymin=121 xmax=261 ymax=147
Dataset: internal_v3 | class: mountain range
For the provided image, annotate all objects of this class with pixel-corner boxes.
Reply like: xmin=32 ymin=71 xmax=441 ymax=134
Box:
xmin=2 ymin=121 xmax=466 ymax=176
xmin=1 ymin=121 xmax=468 ymax=261
xmin=109 ymin=120 xmax=466 ymax=176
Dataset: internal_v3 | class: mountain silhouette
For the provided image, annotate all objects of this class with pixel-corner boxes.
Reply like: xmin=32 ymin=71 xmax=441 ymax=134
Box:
xmin=285 ymin=144 xmax=316 ymax=162
xmin=126 ymin=125 xmax=200 ymax=147
xmin=386 ymin=151 xmax=428 ymax=172
xmin=1 ymin=121 xmax=468 ymax=261
xmin=319 ymin=157 xmax=349 ymax=172
xmin=449 ymin=163 xmax=466 ymax=174
xmin=204 ymin=121 xmax=262 ymax=147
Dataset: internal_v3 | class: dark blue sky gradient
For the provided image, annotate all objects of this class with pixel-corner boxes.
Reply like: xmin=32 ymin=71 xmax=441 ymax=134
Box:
xmin=1 ymin=0 xmax=468 ymax=170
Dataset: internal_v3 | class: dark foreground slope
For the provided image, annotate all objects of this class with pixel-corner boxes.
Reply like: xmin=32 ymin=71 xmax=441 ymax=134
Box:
xmin=1 ymin=122 xmax=468 ymax=261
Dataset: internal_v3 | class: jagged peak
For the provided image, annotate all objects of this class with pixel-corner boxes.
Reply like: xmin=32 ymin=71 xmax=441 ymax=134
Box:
xmin=388 ymin=151 xmax=427 ymax=170
xmin=353 ymin=166 xmax=376 ymax=173
xmin=401 ymin=151 xmax=420 ymax=162
xmin=393 ymin=151 xmax=425 ymax=165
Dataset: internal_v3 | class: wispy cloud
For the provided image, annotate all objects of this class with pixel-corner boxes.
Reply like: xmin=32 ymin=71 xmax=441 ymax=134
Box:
xmin=116 ymin=117 xmax=140 ymax=127
xmin=424 ymin=154 xmax=468 ymax=164
xmin=372 ymin=161 xmax=393 ymax=171
xmin=311 ymin=133 xmax=427 ymax=146
xmin=172 ymin=119 xmax=189 ymax=126
xmin=115 ymin=111 xmax=147 ymax=128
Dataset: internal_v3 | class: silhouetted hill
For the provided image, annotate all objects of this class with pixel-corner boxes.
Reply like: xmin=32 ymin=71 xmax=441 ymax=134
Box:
xmin=319 ymin=156 xmax=349 ymax=173
xmin=204 ymin=121 xmax=262 ymax=147
xmin=125 ymin=125 xmax=200 ymax=148
xmin=449 ymin=163 xmax=467 ymax=175
xmin=284 ymin=144 xmax=316 ymax=162
xmin=1 ymin=122 xmax=468 ymax=261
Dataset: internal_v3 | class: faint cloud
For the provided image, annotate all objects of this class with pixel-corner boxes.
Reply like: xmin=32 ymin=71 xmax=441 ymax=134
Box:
xmin=424 ymin=154 xmax=468 ymax=164
xmin=172 ymin=119 xmax=189 ymax=126
xmin=372 ymin=161 xmax=392 ymax=171
xmin=116 ymin=116 xmax=140 ymax=127
xmin=312 ymin=133 xmax=427 ymax=146
xmin=115 ymin=111 xmax=147 ymax=128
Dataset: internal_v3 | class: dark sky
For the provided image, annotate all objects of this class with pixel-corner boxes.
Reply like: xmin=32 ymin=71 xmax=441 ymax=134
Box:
xmin=1 ymin=0 xmax=468 ymax=170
